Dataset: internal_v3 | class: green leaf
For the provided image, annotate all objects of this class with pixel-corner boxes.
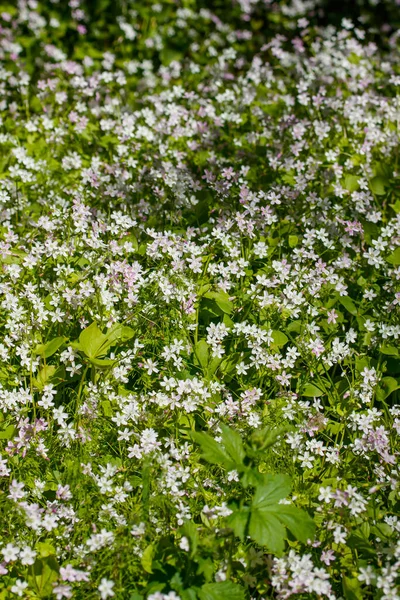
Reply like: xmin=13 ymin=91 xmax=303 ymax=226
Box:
xmin=219 ymin=424 xmax=245 ymax=464
xmin=376 ymin=377 xmax=400 ymax=401
xmin=191 ymin=431 xmax=234 ymax=469
xmin=33 ymin=365 xmax=56 ymax=390
xmin=252 ymin=475 xmax=292 ymax=508
xmin=272 ymin=330 xmax=289 ymax=346
xmin=380 ymin=345 xmax=399 ymax=356
xmin=369 ymin=176 xmax=386 ymax=195
xmin=226 ymin=506 xmax=250 ymax=541
xmin=36 ymin=541 xmax=56 ymax=558
xmin=78 ymin=322 xmax=135 ymax=360
xmin=275 ymin=505 xmax=316 ymax=543
xmin=28 ymin=556 xmax=59 ymax=598
xmin=180 ymin=520 xmax=199 ymax=557
xmin=141 ymin=543 xmax=155 ymax=574
xmin=301 ymin=383 xmax=324 ymax=397
xmin=34 ymin=337 xmax=65 ymax=358
xmin=194 ymin=340 xmax=209 ymax=370
xmin=386 ymin=247 xmax=400 ymax=265
xmin=0 ymin=424 xmax=16 ymax=440
xmin=288 ymin=235 xmax=298 ymax=248
xmin=79 ymin=322 xmax=107 ymax=359
xmin=343 ymin=174 xmax=359 ymax=192
xmin=198 ymin=581 xmax=246 ymax=600
xmin=203 ymin=291 xmax=233 ymax=314
xmin=342 ymin=575 xmax=363 ymax=600
xmin=249 ymin=509 xmax=286 ymax=555
xmin=339 ymin=296 xmax=358 ymax=316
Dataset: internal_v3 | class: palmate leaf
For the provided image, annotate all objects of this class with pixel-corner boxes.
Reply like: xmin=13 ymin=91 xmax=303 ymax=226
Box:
xmin=219 ymin=424 xmax=245 ymax=464
xmin=198 ymin=581 xmax=246 ymax=600
xmin=276 ymin=505 xmax=316 ymax=543
xmin=249 ymin=509 xmax=286 ymax=555
xmin=191 ymin=424 xmax=245 ymax=469
xmin=252 ymin=474 xmax=292 ymax=508
xmin=246 ymin=476 xmax=315 ymax=555
xmin=191 ymin=431 xmax=236 ymax=469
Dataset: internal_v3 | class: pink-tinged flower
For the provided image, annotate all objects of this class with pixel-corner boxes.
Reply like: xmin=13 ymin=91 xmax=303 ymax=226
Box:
xmin=327 ymin=309 xmax=338 ymax=324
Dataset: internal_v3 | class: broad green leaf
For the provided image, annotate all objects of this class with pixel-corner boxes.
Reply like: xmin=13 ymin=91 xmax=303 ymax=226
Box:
xmin=386 ymin=247 xmax=400 ymax=265
xmin=380 ymin=345 xmax=399 ymax=356
xmin=195 ymin=340 xmax=209 ymax=370
xmin=219 ymin=424 xmax=245 ymax=464
xmin=343 ymin=174 xmax=359 ymax=192
xmin=78 ymin=322 xmax=135 ymax=359
xmin=203 ymin=291 xmax=233 ymax=314
xmin=34 ymin=365 xmax=56 ymax=390
xmin=191 ymin=431 xmax=234 ymax=468
xmin=79 ymin=322 xmax=106 ymax=359
xmin=226 ymin=506 xmax=250 ymax=541
xmin=252 ymin=474 xmax=292 ymax=508
xmin=34 ymin=337 xmax=65 ymax=358
xmin=369 ymin=175 xmax=386 ymax=195
xmin=376 ymin=377 xmax=400 ymax=401
xmin=141 ymin=543 xmax=155 ymax=574
xmin=275 ymin=505 xmax=316 ymax=543
xmin=301 ymin=383 xmax=324 ymax=397
xmin=342 ymin=575 xmax=363 ymax=600
xmin=90 ymin=357 xmax=116 ymax=368
xmin=180 ymin=520 xmax=199 ymax=557
xmin=249 ymin=509 xmax=286 ymax=555
xmin=288 ymin=235 xmax=298 ymax=247
xmin=29 ymin=556 xmax=59 ymax=598
xmin=272 ymin=330 xmax=289 ymax=346
xmin=198 ymin=581 xmax=246 ymax=600
xmin=339 ymin=296 xmax=358 ymax=316
xmin=36 ymin=541 xmax=56 ymax=558
xmin=0 ymin=424 xmax=16 ymax=440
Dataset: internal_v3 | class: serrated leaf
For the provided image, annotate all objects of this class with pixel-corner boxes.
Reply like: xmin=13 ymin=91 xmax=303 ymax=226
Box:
xmin=225 ymin=506 xmax=250 ymax=541
xmin=198 ymin=581 xmax=246 ymax=600
xmin=249 ymin=509 xmax=286 ymax=555
xmin=275 ymin=505 xmax=315 ymax=543
xmin=191 ymin=431 xmax=234 ymax=468
xmin=252 ymin=474 xmax=292 ymax=508
xmin=219 ymin=424 xmax=245 ymax=464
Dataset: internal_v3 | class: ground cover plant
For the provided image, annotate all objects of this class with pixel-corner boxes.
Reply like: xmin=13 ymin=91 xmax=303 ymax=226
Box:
xmin=0 ymin=0 xmax=399 ymax=598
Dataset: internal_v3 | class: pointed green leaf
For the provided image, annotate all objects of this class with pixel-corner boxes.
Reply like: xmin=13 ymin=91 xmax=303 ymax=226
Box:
xmin=219 ymin=424 xmax=245 ymax=464
xmin=275 ymin=505 xmax=316 ymax=543
xmin=34 ymin=337 xmax=65 ymax=358
xmin=252 ymin=474 xmax=292 ymax=508
xmin=191 ymin=431 xmax=234 ymax=468
xmin=249 ymin=509 xmax=286 ymax=555
xmin=198 ymin=581 xmax=245 ymax=600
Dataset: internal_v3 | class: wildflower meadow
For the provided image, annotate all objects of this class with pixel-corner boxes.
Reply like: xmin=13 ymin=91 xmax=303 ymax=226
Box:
xmin=0 ymin=0 xmax=399 ymax=598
